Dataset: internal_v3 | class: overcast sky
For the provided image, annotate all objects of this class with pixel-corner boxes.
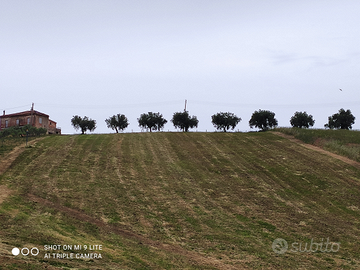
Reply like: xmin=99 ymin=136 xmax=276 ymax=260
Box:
xmin=1 ymin=0 xmax=359 ymax=134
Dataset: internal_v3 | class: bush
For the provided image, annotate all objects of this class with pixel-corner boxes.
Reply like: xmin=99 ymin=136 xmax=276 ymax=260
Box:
xmin=0 ymin=125 xmax=48 ymax=137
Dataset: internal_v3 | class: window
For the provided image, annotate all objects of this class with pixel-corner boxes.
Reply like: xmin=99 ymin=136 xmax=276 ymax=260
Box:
xmin=27 ymin=118 xmax=30 ymax=124
xmin=16 ymin=119 xmax=19 ymax=125
xmin=39 ymin=117 xmax=42 ymax=124
xmin=5 ymin=120 xmax=8 ymax=128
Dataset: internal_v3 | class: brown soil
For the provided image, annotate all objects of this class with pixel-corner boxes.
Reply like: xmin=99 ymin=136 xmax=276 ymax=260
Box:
xmin=0 ymin=185 xmax=12 ymax=205
xmin=272 ymin=131 xmax=360 ymax=169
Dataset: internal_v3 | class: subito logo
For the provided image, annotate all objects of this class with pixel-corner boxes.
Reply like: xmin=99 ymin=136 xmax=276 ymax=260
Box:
xmin=12 ymin=247 xmax=39 ymax=256
xmin=272 ymin=238 xmax=288 ymax=254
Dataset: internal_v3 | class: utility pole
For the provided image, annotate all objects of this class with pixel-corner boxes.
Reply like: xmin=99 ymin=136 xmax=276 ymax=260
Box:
xmin=26 ymin=129 xmax=29 ymax=146
xmin=30 ymin=103 xmax=34 ymax=126
xmin=184 ymin=99 xmax=187 ymax=112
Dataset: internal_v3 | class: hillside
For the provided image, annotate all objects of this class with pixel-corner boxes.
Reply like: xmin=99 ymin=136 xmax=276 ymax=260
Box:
xmin=1 ymin=132 xmax=360 ymax=269
xmin=275 ymin=127 xmax=360 ymax=162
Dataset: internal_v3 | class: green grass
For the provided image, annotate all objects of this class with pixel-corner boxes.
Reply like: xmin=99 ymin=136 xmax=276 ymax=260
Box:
xmin=0 ymin=132 xmax=360 ymax=269
xmin=275 ymin=127 xmax=360 ymax=162
xmin=0 ymin=136 xmax=37 ymax=156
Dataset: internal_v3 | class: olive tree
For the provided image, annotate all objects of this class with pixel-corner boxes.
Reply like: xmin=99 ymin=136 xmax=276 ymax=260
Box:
xmin=290 ymin=111 xmax=315 ymax=128
xmin=211 ymin=112 xmax=241 ymax=132
xmin=324 ymin=108 xmax=355 ymax=130
xmin=71 ymin=115 xmax=96 ymax=134
xmin=105 ymin=114 xmax=129 ymax=133
xmin=171 ymin=111 xmax=199 ymax=132
xmin=249 ymin=109 xmax=278 ymax=131
xmin=138 ymin=112 xmax=167 ymax=132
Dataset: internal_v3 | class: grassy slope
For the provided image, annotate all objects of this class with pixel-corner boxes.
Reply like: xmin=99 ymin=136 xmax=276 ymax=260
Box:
xmin=276 ymin=127 xmax=360 ymax=162
xmin=0 ymin=136 xmax=37 ymax=157
xmin=0 ymin=132 xmax=360 ymax=269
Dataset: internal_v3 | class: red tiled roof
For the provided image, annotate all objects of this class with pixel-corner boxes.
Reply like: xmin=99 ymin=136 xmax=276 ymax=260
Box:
xmin=2 ymin=110 xmax=49 ymax=118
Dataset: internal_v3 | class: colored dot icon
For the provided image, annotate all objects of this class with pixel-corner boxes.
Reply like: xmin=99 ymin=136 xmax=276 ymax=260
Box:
xmin=12 ymin=247 xmax=20 ymax=256
xmin=11 ymin=247 xmax=39 ymax=256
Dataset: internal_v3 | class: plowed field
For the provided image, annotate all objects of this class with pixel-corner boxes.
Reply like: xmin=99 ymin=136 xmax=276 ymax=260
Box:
xmin=1 ymin=132 xmax=360 ymax=269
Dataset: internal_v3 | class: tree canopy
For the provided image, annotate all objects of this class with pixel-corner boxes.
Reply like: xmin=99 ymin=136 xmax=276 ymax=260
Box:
xmin=137 ymin=112 xmax=167 ymax=132
xmin=211 ymin=112 xmax=241 ymax=132
xmin=290 ymin=111 xmax=315 ymax=128
xmin=171 ymin=111 xmax=199 ymax=132
xmin=71 ymin=115 xmax=96 ymax=134
xmin=249 ymin=109 xmax=278 ymax=131
xmin=105 ymin=114 xmax=129 ymax=133
xmin=324 ymin=108 xmax=355 ymax=130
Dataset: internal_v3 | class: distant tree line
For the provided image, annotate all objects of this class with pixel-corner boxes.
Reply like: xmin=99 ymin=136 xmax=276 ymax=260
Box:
xmin=70 ymin=108 xmax=356 ymax=134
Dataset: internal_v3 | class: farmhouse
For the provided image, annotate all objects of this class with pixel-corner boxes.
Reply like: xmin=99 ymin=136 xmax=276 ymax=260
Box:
xmin=0 ymin=107 xmax=61 ymax=134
